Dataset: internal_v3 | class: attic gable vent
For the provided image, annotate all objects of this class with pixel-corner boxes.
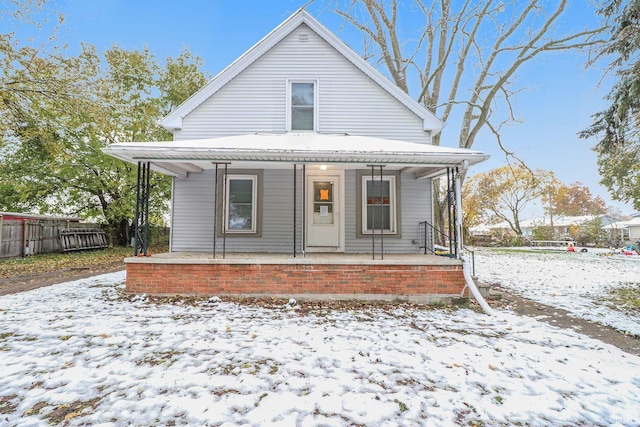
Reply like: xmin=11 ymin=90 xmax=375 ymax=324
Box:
xmin=299 ymin=33 xmax=309 ymax=42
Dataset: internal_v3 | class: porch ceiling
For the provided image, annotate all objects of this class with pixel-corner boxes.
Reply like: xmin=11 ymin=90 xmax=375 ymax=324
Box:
xmin=102 ymin=132 xmax=489 ymax=178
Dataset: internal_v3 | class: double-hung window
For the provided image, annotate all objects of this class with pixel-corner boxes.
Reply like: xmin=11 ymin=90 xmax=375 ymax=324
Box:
xmin=289 ymin=81 xmax=316 ymax=131
xmin=225 ymin=175 xmax=257 ymax=233
xmin=361 ymin=175 xmax=397 ymax=234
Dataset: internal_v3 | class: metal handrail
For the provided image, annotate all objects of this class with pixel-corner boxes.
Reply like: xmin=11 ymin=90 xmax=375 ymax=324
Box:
xmin=419 ymin=220 xmax=456 ymax=258
xmin=419 ymin=220 xmax=475 ymax=274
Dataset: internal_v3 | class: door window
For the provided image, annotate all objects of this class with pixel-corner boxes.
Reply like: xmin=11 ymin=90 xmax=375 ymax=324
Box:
xmin=313 ymin=181 xmax=333 ymax=225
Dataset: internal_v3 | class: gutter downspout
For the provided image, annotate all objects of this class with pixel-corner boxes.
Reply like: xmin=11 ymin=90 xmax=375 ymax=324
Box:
xmin=455 ymin=165 xmax=494 ymax=315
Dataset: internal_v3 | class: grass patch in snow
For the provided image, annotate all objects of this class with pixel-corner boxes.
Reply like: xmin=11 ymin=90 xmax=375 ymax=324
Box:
xmin=605 ymin=283 xmax=640 ymax=312
xmin=0 ymin=243 xmax=168 ymax=279
xmin=0 ymin=394 xmax=19 ymax=414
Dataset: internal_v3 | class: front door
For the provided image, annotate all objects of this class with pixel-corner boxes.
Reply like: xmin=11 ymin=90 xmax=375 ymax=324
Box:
xmin=306 ymin=174 xmax=343 ymax=251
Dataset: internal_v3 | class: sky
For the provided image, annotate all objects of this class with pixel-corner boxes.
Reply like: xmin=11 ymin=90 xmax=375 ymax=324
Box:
xmin=1 ymin=250 xmax=640 ymax=425
xmin=9 ymin=0 xmax=636 ymax=216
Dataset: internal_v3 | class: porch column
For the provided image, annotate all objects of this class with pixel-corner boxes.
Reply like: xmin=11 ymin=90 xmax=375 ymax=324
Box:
xmin=212 ymin=163 xmax=230 ymax=259
xmin=223 ymin=163 xmax=228 ymax=258
xmin=134 ymin=161 xmax=151 ymax=257
xmin=293 ymin=164 xmax=297 ymax=258
xmin=455 ymin=167 xmax=464 ymax=259
xmin=446 ymin=167 xmax=458 ymax=258
xmin=213 ymin=164 xmax=218 ymax=259
xmin=367 ymin=164 xmax=385 ymax=260
xmin=302 ymin=164 xmax=306 ymax=257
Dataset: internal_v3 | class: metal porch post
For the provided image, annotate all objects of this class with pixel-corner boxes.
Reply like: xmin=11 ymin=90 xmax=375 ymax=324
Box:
xmin=379 ymin=165 xmax=384 ymax=260
xmin=451 ymin=167 xmax=458 ymax=258
xmin=370 ymin=165 xmax=375 ymax=259
xmin=222 ymin=163 xmax=228 ymax=259
xmin=302 ymin=164 xmax=306 ymax=257
xmin=454 ymin=167 xmax=463 ymax=259
xmin=134 ymin=162 xmax=141 ymax=256
xmin=447 ymin=168 xmax=454 ymax=258
xmin=367 ymin=164 xmax=385 ymax=260
xmin=133 ymin=161 xmax=150 ymax=257
xmin=213 ymin=164 xmax=218 ymax=259
xmin=143 ymin=162 xmax=150 ymax=256
xmin=293 ymin=164 xmax=297 ymax=258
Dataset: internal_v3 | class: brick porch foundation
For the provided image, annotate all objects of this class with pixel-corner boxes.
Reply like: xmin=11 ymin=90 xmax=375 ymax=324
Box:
xmin=125 ymin=255 xmax=467 ymax=302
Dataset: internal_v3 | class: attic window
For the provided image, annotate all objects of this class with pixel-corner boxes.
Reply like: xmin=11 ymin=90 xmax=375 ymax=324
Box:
xmin=289 ymin=81 xmax=317 ymax=131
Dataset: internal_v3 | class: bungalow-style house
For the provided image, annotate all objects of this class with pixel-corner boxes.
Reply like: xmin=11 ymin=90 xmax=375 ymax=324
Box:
xmin=487 ymin=215 xmax=619 ymax=241
xmin=103 ymin=10 xmax=488 ymax=302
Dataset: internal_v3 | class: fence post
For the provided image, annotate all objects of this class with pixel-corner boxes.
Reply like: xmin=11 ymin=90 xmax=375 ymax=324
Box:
xmin=0 ymin=214 xmax=3 ymax=257
xmin=22 ymin=220 xmax=28 ymax=257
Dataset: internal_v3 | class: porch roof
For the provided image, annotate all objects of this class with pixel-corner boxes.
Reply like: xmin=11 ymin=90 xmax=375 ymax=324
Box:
xmin=102 ymin=132 xmax=489 ymax=178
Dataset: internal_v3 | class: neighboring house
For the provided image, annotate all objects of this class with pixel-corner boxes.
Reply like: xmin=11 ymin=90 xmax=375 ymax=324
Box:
xmin=103 ymin=10 xmax=488 ymax=300
xmin=489 ymin=215 xmax=618 ymax=238
xmin=603 ymin=217 xmax=640 ymax=245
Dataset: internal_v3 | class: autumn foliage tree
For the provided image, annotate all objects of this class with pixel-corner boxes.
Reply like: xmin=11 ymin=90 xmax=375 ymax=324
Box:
xmin=463 ymin=165 xmax=556 ymax=236
xmin=544 ymin=182 xmax=607 ymax=217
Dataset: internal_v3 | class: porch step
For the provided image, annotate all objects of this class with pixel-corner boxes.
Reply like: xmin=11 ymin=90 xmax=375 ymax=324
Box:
xmin=475 ymin=281 xmax=492 ymax=299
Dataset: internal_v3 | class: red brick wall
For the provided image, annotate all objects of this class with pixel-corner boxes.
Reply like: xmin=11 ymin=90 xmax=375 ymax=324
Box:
xmin=125 ymin=262 xmax=466 ymax=297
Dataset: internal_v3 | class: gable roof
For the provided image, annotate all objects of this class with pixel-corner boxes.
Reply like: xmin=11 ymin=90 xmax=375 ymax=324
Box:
xmin=161 ymin=9 xmax=443 ymax=134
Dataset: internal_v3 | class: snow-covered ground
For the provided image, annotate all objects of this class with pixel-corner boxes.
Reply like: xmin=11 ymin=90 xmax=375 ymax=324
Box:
xmin=1 ymin=269 xmax=640 ymax=426
xmin=475 ymin=248 xmax=640 ymax=336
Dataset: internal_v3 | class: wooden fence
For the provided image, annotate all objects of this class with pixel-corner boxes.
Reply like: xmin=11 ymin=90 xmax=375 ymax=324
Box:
xmin=0 ymin=217 xmax=103 ymax=259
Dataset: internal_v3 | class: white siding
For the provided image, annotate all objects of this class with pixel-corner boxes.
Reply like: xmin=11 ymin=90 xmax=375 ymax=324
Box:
xmin=175 ymin=25 xmax=429 ymax=144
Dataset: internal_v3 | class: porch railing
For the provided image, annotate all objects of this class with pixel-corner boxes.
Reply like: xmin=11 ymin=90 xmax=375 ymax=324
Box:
xmin=419 ymin=220 xmax=454 ymax=257
xmin=419 ymin=220 xmax=475 ymax=275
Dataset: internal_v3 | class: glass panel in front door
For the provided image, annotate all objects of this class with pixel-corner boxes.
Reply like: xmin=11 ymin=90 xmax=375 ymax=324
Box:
xmin=313 ymin=181 xmax=333 ymax=225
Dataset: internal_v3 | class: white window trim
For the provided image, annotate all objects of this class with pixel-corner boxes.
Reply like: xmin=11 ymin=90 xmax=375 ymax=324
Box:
xmin=361 ymin=175 xmax=397 ymax=234
xmin=286 ymin=79 xmax=319 ymax=132
xmin=225 ymin=174 xmax=257 ymax=233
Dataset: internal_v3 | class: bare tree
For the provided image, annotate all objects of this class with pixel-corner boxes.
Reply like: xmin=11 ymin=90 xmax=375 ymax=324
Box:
xmin=334 ymin=0 xmax=603 ymax=150
xmin=333 ymin=0 xmax=605 ymax=231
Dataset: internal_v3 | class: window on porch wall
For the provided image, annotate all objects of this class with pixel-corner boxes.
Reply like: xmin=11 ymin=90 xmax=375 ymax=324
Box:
xmin=225 ymin=175 xmax=257 ymax=233
xmin=362 ymin=176 xmax=397 ymax=234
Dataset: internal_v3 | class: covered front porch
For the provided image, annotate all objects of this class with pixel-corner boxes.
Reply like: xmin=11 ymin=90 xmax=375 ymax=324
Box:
xmin=103 ymin=132 xmax=487 ymax=299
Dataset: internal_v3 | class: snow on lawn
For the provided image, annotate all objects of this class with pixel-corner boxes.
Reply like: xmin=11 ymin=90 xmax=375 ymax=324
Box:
xmin=1 ymin=273 xmax=640 ymax=426
xmin=475 ymin=249 xmax=640 ymax=336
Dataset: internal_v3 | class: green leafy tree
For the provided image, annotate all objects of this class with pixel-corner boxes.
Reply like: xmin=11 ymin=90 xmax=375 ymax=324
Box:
xmin=0 ymin=3 xmax=209 ymax=244
xmin=580 ymin=0 xmax=640 ymax=209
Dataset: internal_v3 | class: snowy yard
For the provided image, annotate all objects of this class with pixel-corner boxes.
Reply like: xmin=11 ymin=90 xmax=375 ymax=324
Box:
xmin=1 ymin=256 xmax=640 ymax=426
xmin=475 ymin=248 xmax=640 ymax=336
